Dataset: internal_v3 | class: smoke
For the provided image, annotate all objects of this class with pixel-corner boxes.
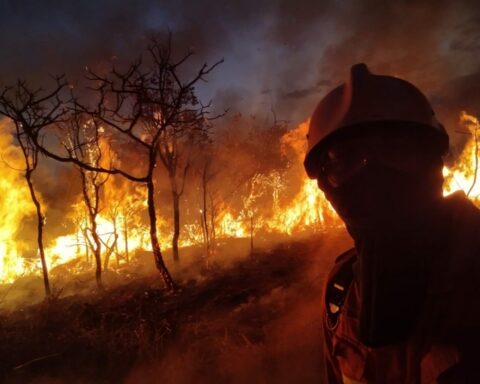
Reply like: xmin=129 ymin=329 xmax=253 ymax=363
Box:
xmin=0 ymin=1 xmax=479 ymax=125
xmin=124 ymin=233 xmax=352 ymax=384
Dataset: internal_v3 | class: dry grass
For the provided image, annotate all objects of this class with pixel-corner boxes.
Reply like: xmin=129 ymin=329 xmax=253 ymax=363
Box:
xmin=0 ymin=232 xmax=350 ymax=384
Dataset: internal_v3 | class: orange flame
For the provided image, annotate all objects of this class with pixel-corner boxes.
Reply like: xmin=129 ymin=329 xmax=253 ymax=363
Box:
xmin=2 ymin=113 xmax=480 ymax=284
xmin=0 ymin=121 xmax=36 ymax=282
xmin=443 ymin=111 xmax=480 ymax=201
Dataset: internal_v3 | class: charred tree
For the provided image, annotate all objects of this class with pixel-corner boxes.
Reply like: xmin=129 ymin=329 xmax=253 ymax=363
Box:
xmin=123 ymin=218 xmax=129 ymax=264
xmin=104 ymin=203 xmax=121 ymax=269
xmin=209 ymin=192 xmax=218 ymax=252
xmin=198 ymin=156 xmax=220 ymax=258
xmin=79 ymin=34 xmax=223 ymax=276
xmin=0 ymin=80 xmax=68 ymax=299
xmin=159 ymin=142 xmax=190 ymax=263
xmin=101 ymin=233 xmax=118 ymax=271
xmin=61 ymin=116 xmax=110 ymax=290
xmin=145 ymin=35 xmax=219 ymax=263
xmin=0 ymin=34 xmax=223 ymax=291
xmin=120 ymin=200 xmax=137 ymax=265
xmin=201 ymin=162 xmax=210 ymax=256
xmin=105 ymin=182 xmax=142 ymax=267
xmin=80 ymin=169 xmax=106 ymax=290
xmin=17 ymin=125 xmax=51 ymax=297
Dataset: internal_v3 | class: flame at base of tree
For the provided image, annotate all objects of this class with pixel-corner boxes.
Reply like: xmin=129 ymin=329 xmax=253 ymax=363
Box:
xmin=1 ymin=113 xmax=480 ymax=284
xmin=0 ymin=121 xmax=36 ymax=283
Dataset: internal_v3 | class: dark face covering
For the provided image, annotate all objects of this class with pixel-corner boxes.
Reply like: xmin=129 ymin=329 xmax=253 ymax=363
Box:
xmin=319 ymin=140 xmax=447 ymax=347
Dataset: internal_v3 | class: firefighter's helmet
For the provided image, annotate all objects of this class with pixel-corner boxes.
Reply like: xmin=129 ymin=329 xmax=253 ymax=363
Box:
xmin=304 ymin=63 xmax=449 ymax=179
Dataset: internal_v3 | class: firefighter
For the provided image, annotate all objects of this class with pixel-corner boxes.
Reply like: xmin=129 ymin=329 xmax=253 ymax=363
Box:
xmin=304 ymin=63 xmax=480 ymax=383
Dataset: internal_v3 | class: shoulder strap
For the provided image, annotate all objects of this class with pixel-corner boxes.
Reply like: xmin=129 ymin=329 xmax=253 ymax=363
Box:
xmin=325 ymin=248 xmax=357 ymax=331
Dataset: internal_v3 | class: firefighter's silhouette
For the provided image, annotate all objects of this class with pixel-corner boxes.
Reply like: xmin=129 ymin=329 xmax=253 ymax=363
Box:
xmin=305 ymin=64 xmax=480 ymax=383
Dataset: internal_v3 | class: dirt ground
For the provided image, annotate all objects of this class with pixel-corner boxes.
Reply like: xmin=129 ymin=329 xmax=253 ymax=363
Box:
xmin=0 ymin=231 xmax=351 ymax=384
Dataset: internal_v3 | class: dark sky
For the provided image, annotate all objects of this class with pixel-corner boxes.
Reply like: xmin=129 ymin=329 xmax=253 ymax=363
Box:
xmin=1 ymin=0 xmax=480 ymax=245
xmin=0 ymin=0 xmax=480 ymax=130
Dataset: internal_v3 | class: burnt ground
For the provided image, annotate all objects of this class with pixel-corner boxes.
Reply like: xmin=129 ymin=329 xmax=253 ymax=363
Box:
xmin=0 ymin=231 xmax=351 ymax=384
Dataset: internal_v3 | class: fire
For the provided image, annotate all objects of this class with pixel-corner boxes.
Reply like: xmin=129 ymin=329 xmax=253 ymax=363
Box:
xmin=266 ymin=178 xmax=338 ymax=234
xmin=266 ymin=120 xmax=338 ymax=233
xmin=1 ymin=113 xmax=480 ymax=285
xmin=46 ymin=183 xmax=152 ymax=269
xmin=0 ymin=121 xmax=36 ymax=283
xmin=443 ymin=111 xmax=480 ymax=201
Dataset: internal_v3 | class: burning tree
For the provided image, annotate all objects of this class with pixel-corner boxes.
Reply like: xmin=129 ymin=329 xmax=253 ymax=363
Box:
xmin=0 ymin=75 xmax=177 ymax=290
xmin=199 ymin=154 xmax=218 ymax=258
xmin=61 ymin=115 xmax=112 ymax=290
xmin=0 ymin=79 xmax=68 ymax=298
xmin=75 ymin=34 xmax=223 ymax=285
xmin=103 ymin=180 xmax=147 ymax=266
xmin=186 ymin=113 xmax=290 ymax=258
xmin=0 ymin=35 xmax=223 ymax=291
xmin=225 ymin=114 xmax=289 ymax=239
xmin=188 ymin=140 xmax=222 ymax=260
xmin=103 ymin=199 xmax=121 ymax=270
xmin=158 ymin=122 xmax=195 ymax=263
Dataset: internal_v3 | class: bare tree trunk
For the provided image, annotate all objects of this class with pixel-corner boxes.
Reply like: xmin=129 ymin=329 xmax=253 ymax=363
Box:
xmin=170 ymin=174 xmax=180 ymax=263
xmin=80 ymin=170 xmax=104 ymax=290
xmin=200 ymin=210 xmax=208 ymax=256
xmin=103 ymin=241 xmax=111 ymax=271
xmin=123 ymin=219 xmax=129 ymax=264
xmin=89 ymin=219 xmax=104 ymax=290
xmin=201 ymin=167 xmax=210 ymax=257
xmin=113 ymin=219 xmax=120 ymax=267
xmin=102 ymin=236 xmax=117 ymax=271
xmin=202 ymin=162 xmax=213 ymax=257
xmin=209 ymin=193 xmax=216 ymax=255
xmin=147 ymin=177 xmax=176 ymax=290
xmin=83 ymin=228 xmax=90 ymax=265
xmin=171 ymin=185 xmax=180 ymax=263
xmin=76 ymin=232 xmax=80 ymax=257
xmin=250 ymin=216 xmax=254 ymax=257
xmin=26 ymin=171 xmax=51 ymax=298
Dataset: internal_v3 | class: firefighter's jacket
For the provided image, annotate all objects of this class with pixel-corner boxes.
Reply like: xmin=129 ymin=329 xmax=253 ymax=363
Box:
xmin=323 ymin=191 xmax=480 ymax=383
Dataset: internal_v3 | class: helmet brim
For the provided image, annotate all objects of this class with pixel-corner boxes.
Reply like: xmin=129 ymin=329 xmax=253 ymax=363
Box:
xmin=304 ymin=120 xmax=449 ymax=179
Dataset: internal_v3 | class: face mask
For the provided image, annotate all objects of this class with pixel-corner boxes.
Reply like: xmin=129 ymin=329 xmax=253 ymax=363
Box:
xmin=324 ymin=163 xmax=442 ymax=233
xmin=323 ymin=164 xmax=445 ymax=346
